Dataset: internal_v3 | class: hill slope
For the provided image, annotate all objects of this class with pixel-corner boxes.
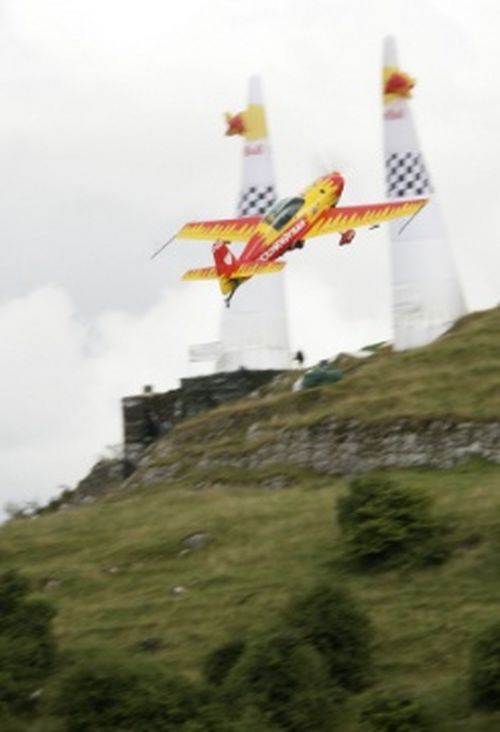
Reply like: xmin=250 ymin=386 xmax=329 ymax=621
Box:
xmin=4 ymin=462 xmax=500 ymax=730
xmin=128 ymin=306 xmax=500 ymax=489
xmin=3 ymin=307 xmax=500 ymax=730
xmin=182 ymin=305 xmax=500 ymax=429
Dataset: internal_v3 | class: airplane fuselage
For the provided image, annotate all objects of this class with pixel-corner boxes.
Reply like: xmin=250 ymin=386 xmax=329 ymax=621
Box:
xmin=239 ymin=172 xmax=345 ymax=265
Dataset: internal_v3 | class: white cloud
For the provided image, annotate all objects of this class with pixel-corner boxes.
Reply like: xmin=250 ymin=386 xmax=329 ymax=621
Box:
xmin=0 ymin=284 xmax=220 ymax=513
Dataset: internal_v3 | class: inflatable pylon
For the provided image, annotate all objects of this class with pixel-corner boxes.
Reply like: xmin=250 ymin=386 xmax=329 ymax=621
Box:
xmin=383 ymin=37 xmax=466 ymax=350
xmin=216 ymin=76 xmax=291 ymax=371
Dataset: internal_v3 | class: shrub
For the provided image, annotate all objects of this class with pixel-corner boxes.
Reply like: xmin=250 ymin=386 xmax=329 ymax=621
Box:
xmin=227 ymin=706 xmax=281 ymax=732
xmin=182 ymin=702 xmax=280 ymax=732
xmin=361 ymin=689 xmax=432 ymax=731
xmin=0 ymin=703 xmax=20 ymax=732
xmin=0 ymin=570 xmax=57 ymax=711
xmin=54 ymin=658 xmax=201 ymax=732
xmin=470 ymin=621 xmax=500 ymax=709
xmin=203 ymin=639 xmax=246 ymax=686
xmin=224 ymin=631 xmax=337 ymax=732
xmin=0 ymin=570 xmax=30 ymax=613
xmin=337 ymin=475 xmax=447 ymax=568
xmin=287 ymin=584 xmax=373 ymax=692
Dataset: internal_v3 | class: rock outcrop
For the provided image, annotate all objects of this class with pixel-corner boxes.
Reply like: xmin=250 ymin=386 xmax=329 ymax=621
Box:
xmin=131 ymin=417 xmax=500 ymax=487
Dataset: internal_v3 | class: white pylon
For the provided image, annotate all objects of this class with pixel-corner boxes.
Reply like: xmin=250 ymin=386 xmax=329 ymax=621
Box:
xmin=215 ymin=76 xmax=291 ymax=372
xmin=383 ymin=37 xmax=466 ymax=350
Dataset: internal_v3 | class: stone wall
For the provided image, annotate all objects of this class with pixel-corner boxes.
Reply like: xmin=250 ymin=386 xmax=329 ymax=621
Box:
xmin=235 ymin=418 xmax=500 ymax=473
xmin=122 ymin=388 xmax=182 ymax=472
xmin=136 ymin=417 xmax=500 ymax=487
xmin=122 ymin=370 xmax=282 ymax=473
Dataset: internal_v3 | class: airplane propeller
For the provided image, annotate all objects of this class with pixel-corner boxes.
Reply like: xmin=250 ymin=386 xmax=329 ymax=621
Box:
xmin=310 ymin=148 xmax=355 ymax=178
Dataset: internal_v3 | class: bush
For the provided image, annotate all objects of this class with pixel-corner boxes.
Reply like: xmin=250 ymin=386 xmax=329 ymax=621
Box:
xmin=470 ymin=621 xmax=500 ymax=709
xmin=361 ymin=689 xmax=432 ymax=731
xmin=203 ymin=639 xmax=246 ymax=686
xmin=287 ymin=584 xmax=373 ymax=692
xmin=54 ymin=658 xmax=201 ymax=732
xmin=0 ymin=703 xmax=20 ymax=732
xmin=224 ymin=631 xmax=337 ymax=731
xmin=226 ymin=705 xmax=281 ymax=732
xmin=337 ymin=475 xmax=448 ymax=568
xmin=182 ymin=702 xmax=280 ymax=732
xmin=0 ymin=570 xmax=57 ymax=711
xmin=0 ymin=570 xmax=30 ymax=613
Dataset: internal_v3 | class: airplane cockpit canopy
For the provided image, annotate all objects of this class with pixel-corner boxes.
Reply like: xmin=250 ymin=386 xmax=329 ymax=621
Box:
xmin=264 ymin=197 xmax=305 ymax=231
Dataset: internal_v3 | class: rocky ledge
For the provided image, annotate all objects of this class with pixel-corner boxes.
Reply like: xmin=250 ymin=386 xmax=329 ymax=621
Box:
xmin=132 ymin=417 xmax=500 ymax=487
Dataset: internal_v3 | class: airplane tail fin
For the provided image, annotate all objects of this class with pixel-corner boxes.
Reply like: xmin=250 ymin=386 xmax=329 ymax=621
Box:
xmin=212 ymin=240 xmax=238 ymax=276
xmin=182 ymin=253 xmax=286 ymax=301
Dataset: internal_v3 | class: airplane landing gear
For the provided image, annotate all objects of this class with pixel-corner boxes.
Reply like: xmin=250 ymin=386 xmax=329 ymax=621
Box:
xmin=339 ymin=229 xmax=356 ymax=246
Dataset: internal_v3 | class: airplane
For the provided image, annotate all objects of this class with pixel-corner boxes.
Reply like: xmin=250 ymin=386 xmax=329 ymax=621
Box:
xmin=157 ymin=171 xmax=428 ymax=306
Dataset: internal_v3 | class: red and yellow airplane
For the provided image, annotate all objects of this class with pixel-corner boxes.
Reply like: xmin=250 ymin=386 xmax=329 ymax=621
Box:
xmin=161 ymin=172 xmax=427 ymax=306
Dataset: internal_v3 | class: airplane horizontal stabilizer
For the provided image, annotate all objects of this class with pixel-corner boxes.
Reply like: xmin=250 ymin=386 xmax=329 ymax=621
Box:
xmin=229 ymin=261 xmax=286 ymax=278
xmin=182 ymin=267 xmax=218 ymax=280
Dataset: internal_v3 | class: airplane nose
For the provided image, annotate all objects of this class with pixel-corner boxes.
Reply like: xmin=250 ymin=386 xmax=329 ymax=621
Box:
xmin=331 ymin=172 xmax=344 ymax=193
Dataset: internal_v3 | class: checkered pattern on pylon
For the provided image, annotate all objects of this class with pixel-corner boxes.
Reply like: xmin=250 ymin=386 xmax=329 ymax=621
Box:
xmin=385 ymin=152 xmax=433 ymax=198
xmin=238 ymin=185 xmax=276 ymax=216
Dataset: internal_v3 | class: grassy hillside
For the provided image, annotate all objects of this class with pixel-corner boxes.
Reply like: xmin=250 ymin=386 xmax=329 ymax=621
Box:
xmin=3 ymin=307 xmax=500 ymax=730
xmin=3 ymin=461 xmax=500 ymax=730
xmin=126 ymin=306 xmax=500 ymax=490
xmin=173 ymin=306 xmax=500 ymax=437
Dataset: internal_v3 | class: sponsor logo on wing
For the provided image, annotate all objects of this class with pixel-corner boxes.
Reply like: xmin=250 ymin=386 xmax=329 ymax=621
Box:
xmin=259 ymin=219 xmax=307 ymax=262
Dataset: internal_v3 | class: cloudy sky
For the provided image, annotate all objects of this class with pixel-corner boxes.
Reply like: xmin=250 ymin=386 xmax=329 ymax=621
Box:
xmin=1 ymin=0 xmax=500 ymax=513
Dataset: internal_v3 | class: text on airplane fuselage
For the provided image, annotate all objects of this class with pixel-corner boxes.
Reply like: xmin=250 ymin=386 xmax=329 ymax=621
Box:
xmin=258 ymin=218 xmax=308 ymax=262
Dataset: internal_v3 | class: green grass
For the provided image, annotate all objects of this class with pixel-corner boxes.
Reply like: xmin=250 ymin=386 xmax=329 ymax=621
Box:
xmin=135 ymin=307 xmax=500 ymax=487
xmin=172 ymin=307 xmax=500 ymax=438
xmin=3 ymin=460 xmax=500 ymax=728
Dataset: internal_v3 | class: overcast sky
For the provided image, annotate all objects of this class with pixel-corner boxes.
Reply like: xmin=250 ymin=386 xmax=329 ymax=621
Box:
xmin=1 ymin=0 xmax=500 ymax=513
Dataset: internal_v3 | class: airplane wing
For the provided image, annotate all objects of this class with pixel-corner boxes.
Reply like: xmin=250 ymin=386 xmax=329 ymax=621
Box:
xmin=306 ymin=198 xmax=428 ymax=238
xmin=174 ymin=215 xmax=262 ymax=242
